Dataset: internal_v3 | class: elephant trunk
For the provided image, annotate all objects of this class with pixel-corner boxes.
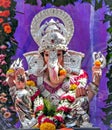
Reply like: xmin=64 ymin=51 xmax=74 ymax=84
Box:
xmin=47 ymin=50 xmax=66 ymax=85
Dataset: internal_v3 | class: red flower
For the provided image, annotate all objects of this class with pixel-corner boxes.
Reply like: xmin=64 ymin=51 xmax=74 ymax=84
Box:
xmin=1 ymin=60 xmax=7 ymax=65
xmin=35 ymin=105 xmax=44 ymax=113
xmin=0 ymin=0 xmax=4 ymax=6
xmin=43 ymin=118 xmax=55 ymax=125
xmin=0 ymin=45 xmax=7 ymax=50
xmin=1 ymin=73 xmax=6 ymax=77
xmin=3 ymin=10 xmax=10 ymax=17
xmin=0 ymin=10 xmax=10 ymax=17
xmin=54 ymin=115 xmax=64 ymax=122
xmin=2 ymin=0 xmax=11 ymax=8
xmin=66 ymin=95 xmax=75 ymax=102
xmin=61 ymin=95 xmax=75 ymax=102
xmin=0 ymin=18 xmax=3 ymax=24
xmin=38 ymin=114 xmax=45 ymax=124
xmin=57 ymin=106 xmax=71 ymax=113
xmin=31 ymin=90 xmax=40 ymax=101
xmin=76 ymin=71 xmax=88 ymax=81
xmin=0 ymin=54 xmax=6 ymax=62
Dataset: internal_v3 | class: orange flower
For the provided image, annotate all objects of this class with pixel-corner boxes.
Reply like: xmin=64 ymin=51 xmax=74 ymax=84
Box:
xmin=59 ymin=69 xmax=67 ymax=76
xmin=40 ymin=122 xmax=56 ymax=130
xmin=94 ymin=60 xmax=101 ymax=67
xmin=3 ymin=23 xmax=12 ymax=34
xmin=0 ymin=18 xmax=3 ymax=24
xmin=3 ymin=112 xmax=11 ymax=119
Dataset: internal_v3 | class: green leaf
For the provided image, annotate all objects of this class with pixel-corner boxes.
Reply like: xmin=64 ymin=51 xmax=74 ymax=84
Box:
xmin=53 ymin=0 xmax=68 ymax=6
xmin=106 ymin=53 xmax=112 ymax=64
xmin=106 ymin=70 xmax=112 ymax=79
xmin=104 ymin=14 xmax=112 ymax=23
xmin=24 ymin=0 xmax=37 ymax=5
xmin=0 ymin=35 xmax=5 ymax=44
xmin=81 ymin=0 xmax=92 ymax=4
xmin=107 ymin=38 xmax=112 ymax=44
xmin=105 ymin=115 xmax=112 ymax=126
xmin=43 ymin=99 xmax=56 ymax=116
xmin=107 ymin=27 xmax=112 ymax=34
xmin=107 ymin=46 xmax=112 ymax=53
xmin=41 ymin=0 xmax=52 ymax=6
xmin=106 ymin=94 xmax=112 ymax=104
xmin=104 ymin=0 xmax=112 ymax=8
xmin=102 ymin=105 xmax=112 ymax=114
xmin=69 ymin=0 xmax=76 ymax=5
xmin=95 ymin=0 xmax=103 ymax=10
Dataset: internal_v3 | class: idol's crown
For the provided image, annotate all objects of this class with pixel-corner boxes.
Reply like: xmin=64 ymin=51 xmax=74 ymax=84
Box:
xmin=31 ymin=8 xmax=74 ymax=52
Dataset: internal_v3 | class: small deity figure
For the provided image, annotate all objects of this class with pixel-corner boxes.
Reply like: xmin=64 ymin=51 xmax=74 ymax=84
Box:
xmin=6 ymin=8 xmax=106 ymax=129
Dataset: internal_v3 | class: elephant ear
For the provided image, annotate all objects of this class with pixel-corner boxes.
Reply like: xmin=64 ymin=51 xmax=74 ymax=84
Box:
xmin=64 ymin=50 xmax=85 ymax=75
xmin=23 ymin=51 xmax=44 ymax=76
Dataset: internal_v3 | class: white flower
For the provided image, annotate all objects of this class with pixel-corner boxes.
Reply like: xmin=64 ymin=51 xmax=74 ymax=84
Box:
xmin=78 ymin=78 xmax=87 ymax=87
xmin=34 ymin=96 xmax=44 ymax=111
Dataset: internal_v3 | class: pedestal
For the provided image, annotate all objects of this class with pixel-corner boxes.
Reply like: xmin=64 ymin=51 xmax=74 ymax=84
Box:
xmin=7 ymin=128 xmax=100 ymax=130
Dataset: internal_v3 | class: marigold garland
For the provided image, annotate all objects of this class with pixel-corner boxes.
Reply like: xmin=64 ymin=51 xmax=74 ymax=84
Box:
xmin=40 ymin=122 xmax=56 ymax=130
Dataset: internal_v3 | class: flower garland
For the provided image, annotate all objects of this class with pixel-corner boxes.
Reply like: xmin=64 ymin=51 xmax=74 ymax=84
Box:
xmin=0 ymin=0 xmax=18 ymax=87
xmin=33 ymin=91 xmax=76 ymax=130
xmin=27 ymin=69 xmax=88 ymax=130
xmin=0 ymin=0 xmax=19 ymax=128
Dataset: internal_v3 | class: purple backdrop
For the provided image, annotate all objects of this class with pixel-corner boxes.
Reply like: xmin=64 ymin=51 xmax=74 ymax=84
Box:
xmin=14 ymin=1 xmax=108 ymax=129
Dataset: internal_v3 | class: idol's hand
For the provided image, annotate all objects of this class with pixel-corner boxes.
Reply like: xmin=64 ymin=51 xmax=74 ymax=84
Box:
xmin=92 ymin=65 xmax=102 ymax=86
xmin=76 ymin=87 xmax=87 ymax=98
xmin=14 ymin=68 xmax=26 ymax=89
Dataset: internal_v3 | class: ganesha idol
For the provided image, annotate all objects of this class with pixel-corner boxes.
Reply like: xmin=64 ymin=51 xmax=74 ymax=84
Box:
xmin=6 ymin=8 xmax=106 ymax=129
